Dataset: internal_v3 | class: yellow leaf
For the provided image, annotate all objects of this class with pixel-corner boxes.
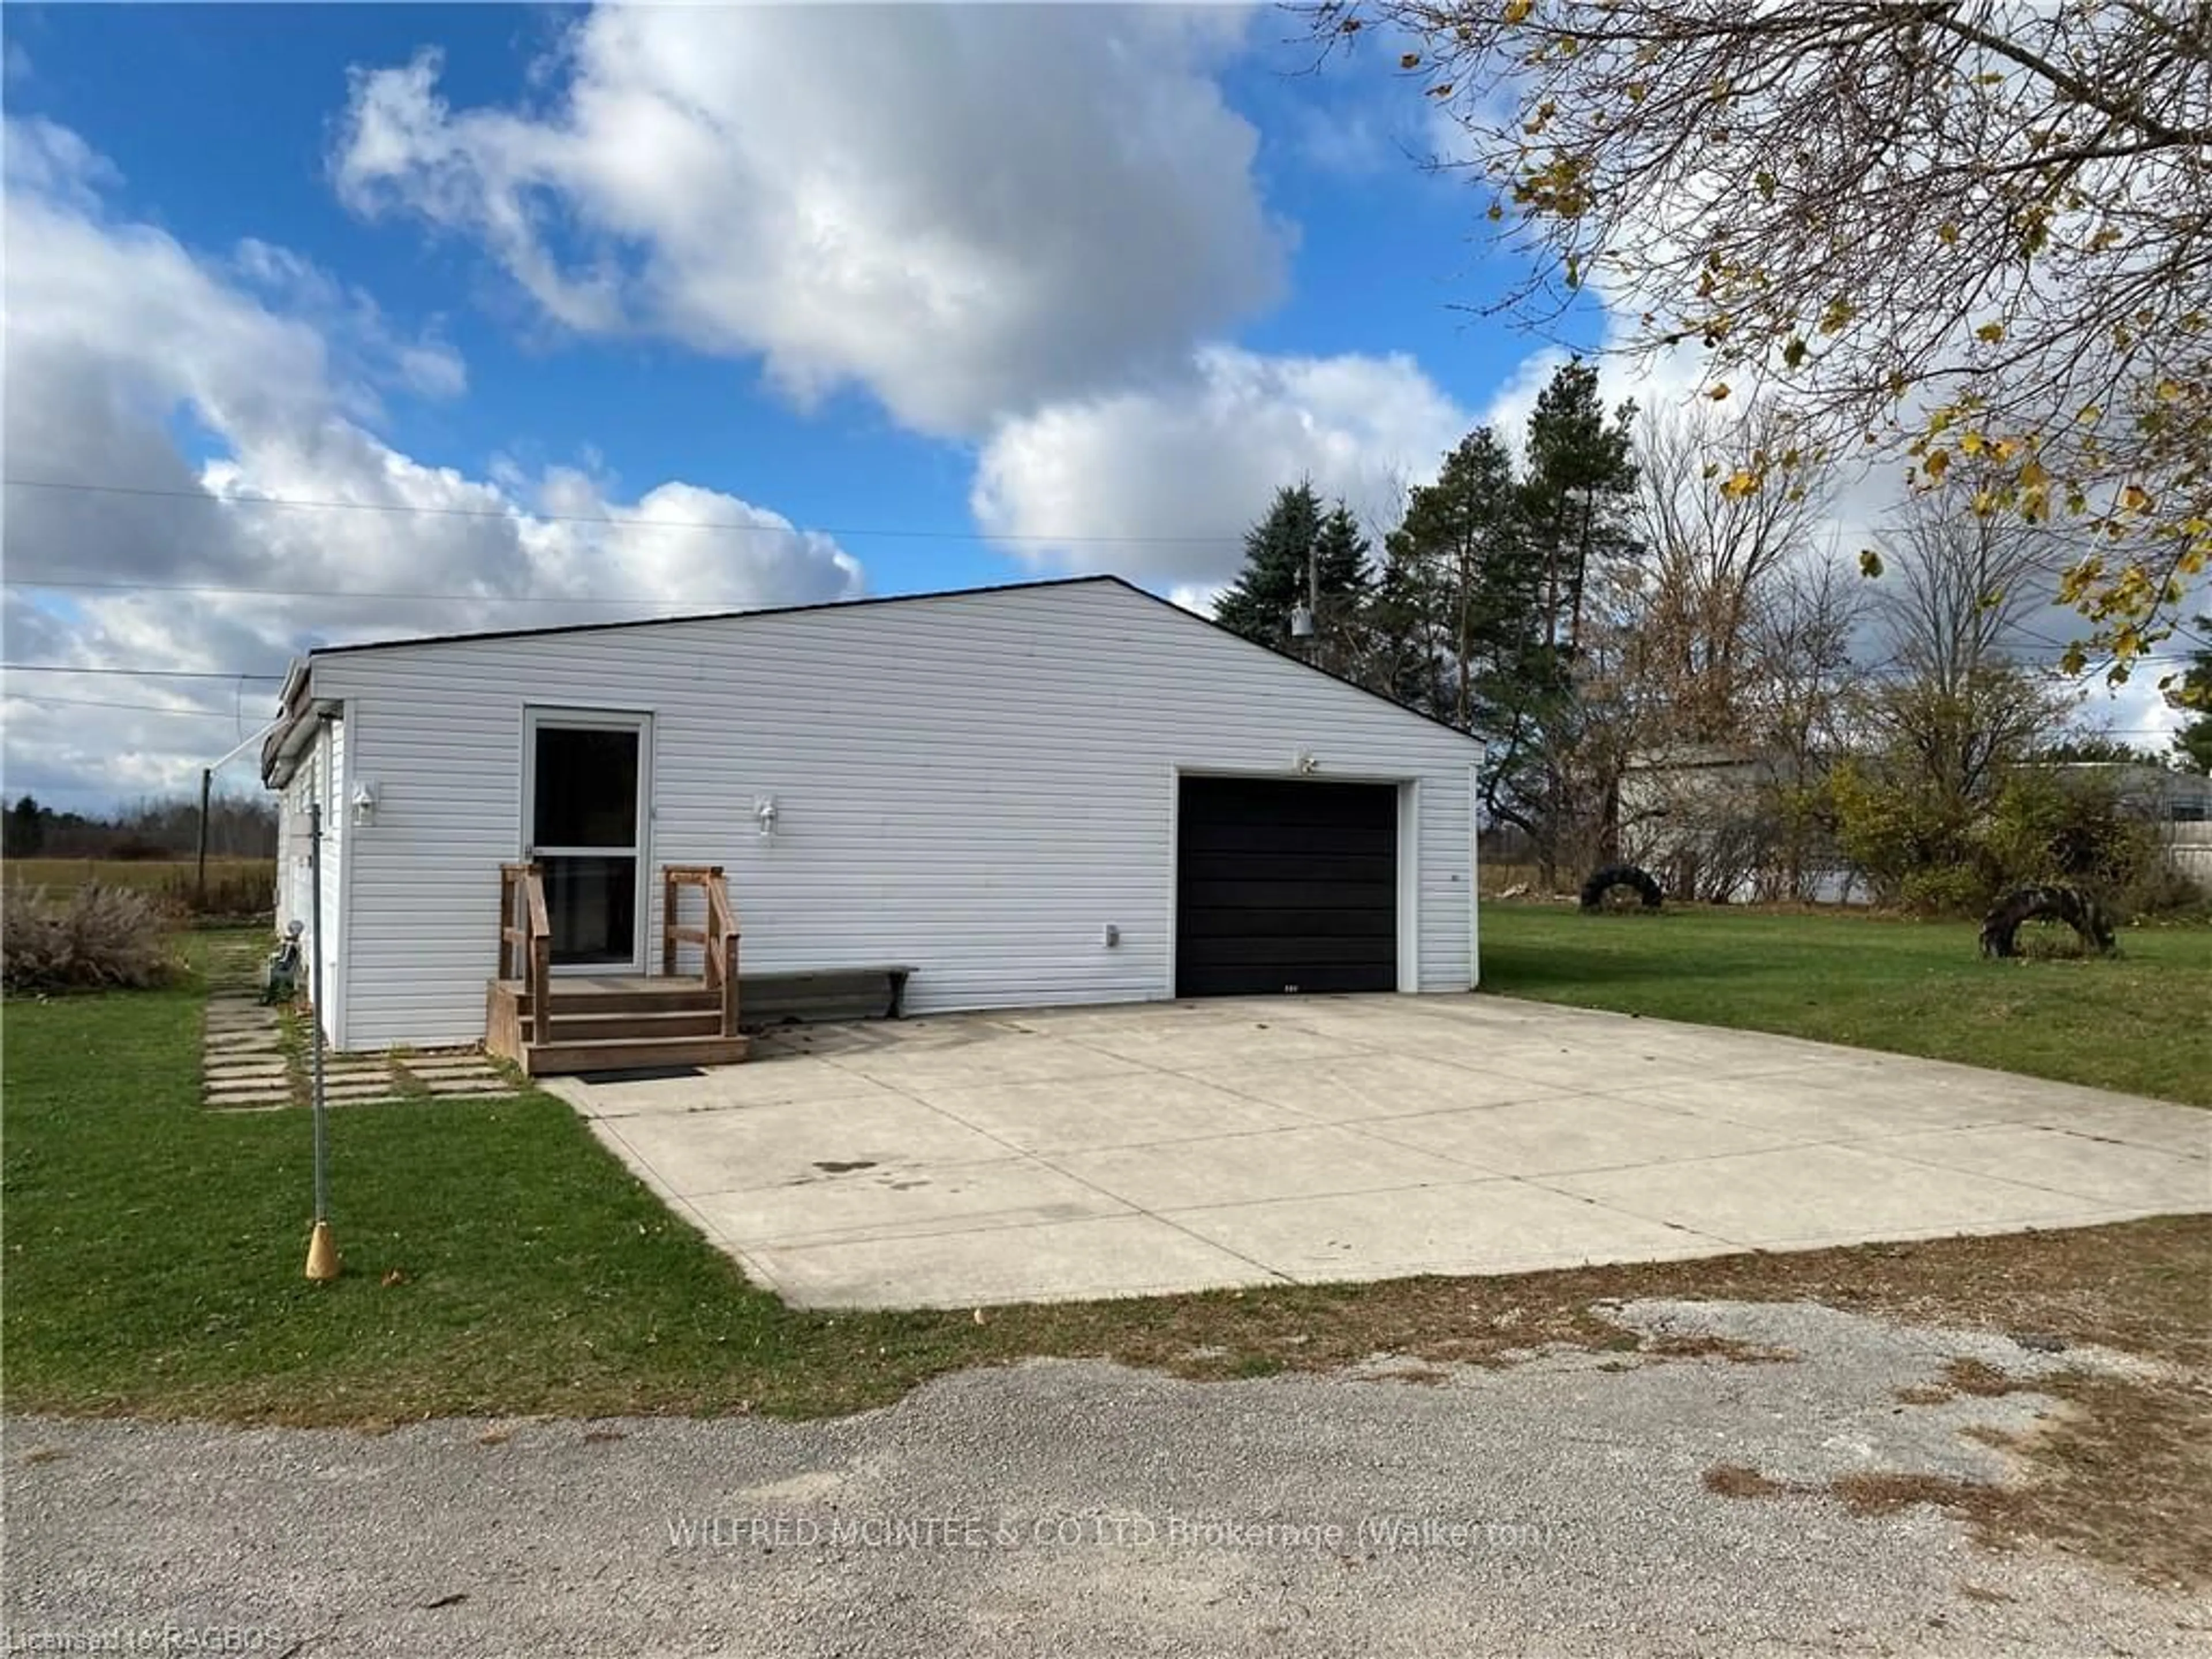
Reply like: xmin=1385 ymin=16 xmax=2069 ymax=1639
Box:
xmin=1503 ymin=0 xmax=1534 ymax=22
xmin=1959 ymin=431 xmax=1986 ymax=457
xmin=1991 ymin=436 xmax=2021 ymax=463
xmin=1975 ymin=321 xmax=2005 ymax=343
xmin=1937 ymin=223 xmax=1960 ymax=245
xmin=2120 ymin=484 xmax=2154 ymax=513
xmin=1858 ymin=548 xmax=1884 ymax=578
xmin=1400 ymin=52 xmax=1422 ymax=70
xmin=1922 ymin=449 xmax=1950 ymax=479
xmin=1719 ymin=469 xmax=1760 ymax=499
xmin=2156 ymin=378 xmax=2184 ymax=403
xmin=1708 ymin=382 xmax=1731 ymax=401
xmin=2019 ymin=458 xmax=2049 ymax=489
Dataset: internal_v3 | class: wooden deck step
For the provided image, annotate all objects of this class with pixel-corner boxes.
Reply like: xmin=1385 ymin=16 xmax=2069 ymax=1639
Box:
xmin=546 ymin=1009 xmax=727 ymax=1042
xmin=520 ymin=1034 xmax=751 ymax=1076
xmin=498 ymin=980 xmax=719 ymax=1018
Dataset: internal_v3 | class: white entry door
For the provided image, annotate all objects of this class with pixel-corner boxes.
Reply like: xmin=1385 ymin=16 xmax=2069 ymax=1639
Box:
xmin=522 ymin=709 xmax=652 ymax=972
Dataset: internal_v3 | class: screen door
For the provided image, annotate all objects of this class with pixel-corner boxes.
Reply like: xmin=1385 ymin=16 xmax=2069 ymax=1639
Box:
xmin=523 ymin=711 xmax=650 ymax=971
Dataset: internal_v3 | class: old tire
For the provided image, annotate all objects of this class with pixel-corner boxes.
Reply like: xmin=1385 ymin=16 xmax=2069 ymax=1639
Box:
xmin=1978 ymin=885 xmax=2118 ymax=959
xmin=1580 ymin=864 xmax=1664 ymax=912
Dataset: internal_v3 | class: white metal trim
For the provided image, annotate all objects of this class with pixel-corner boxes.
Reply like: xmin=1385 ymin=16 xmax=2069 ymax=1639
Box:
xmin=1396 ymin=778 xmax=1419 ymax=994
xmin=1468 ymin=764 xmax=1483 ymax=989
xmin=331 ymin=704 xmax=353 ymax=1050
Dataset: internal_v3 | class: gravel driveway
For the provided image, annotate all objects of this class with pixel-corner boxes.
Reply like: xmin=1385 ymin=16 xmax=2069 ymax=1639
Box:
xmin=7 ymin=1301 xmax=2203 ymax=1658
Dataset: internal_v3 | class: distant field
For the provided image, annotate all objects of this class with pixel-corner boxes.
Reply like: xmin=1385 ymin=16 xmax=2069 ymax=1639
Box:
xmin=3 ymin=857 xmax=274 ymax=909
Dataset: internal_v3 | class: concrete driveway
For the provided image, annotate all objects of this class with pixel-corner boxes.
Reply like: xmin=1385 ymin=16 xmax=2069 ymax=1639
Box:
xmin=547 ymin=995 xmax=2210 ymax=1308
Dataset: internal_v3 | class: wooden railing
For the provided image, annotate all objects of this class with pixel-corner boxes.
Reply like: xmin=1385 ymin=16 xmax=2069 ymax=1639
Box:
xmin=498 ymin=861 xmax=553 ymax=1044
xmin=662 ymin=864 xmax=741 ymax=1037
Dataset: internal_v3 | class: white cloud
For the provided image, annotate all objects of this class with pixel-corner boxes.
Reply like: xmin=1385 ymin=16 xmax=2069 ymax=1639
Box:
xmin=971 ymin=344 xmax=1470 ymax=588
xmin=332 ymin=5 xmax=1291 ymax=438
xmin=1 ymin=119 xmax=862 ymax=814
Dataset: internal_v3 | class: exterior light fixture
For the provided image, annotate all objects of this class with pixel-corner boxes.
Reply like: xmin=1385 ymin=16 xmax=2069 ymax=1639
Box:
xmin=755 ymin=796 xmax=779 ymax=838
xmin=1289 ymin=604 xmax=1315 ymax=639
xmin=349 ymin=781 xmax=377 ymax=826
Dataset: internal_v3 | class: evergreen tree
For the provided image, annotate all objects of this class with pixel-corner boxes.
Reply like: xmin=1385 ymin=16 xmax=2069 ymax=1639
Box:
xmin=1380 ymin=427 xmax=1530 ymax=731
xmin=1519 ymin=358 xmax=1640 ymax=662
xmin=1508 ymin=360 xmax=1642 ymax=880
xmin=1214 ymin=482 xmax=1372 ymax=665
xmin=5 ymin=794 xmax=45 ymax=857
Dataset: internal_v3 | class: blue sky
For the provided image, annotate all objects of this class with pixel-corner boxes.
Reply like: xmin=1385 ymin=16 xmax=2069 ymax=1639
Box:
xmin=17 ymin=4 xmax=2175 ymax=816
xmin=4 ymin=4 xmax=1607 ymax=810
xmin=10 ymin=3 xmax=1561 ymax=576
xmin=2 ymin=3 xmax=1608 ymax=811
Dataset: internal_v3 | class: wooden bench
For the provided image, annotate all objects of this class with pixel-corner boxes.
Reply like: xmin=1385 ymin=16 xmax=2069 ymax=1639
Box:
xmin=738 ymin=965 xmax=916 ymax=1029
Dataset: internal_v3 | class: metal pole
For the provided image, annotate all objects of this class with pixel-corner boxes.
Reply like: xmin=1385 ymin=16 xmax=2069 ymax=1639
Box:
xmin=196 ymin=768 xmax=212 ymax=907
xmin=309 ymin=797 xmax=328 ymax=1219
xmin=1306 ymin=536 xmax=1320 ymax=664
xmin=304 ymin=796 xmax=338 ymax=1280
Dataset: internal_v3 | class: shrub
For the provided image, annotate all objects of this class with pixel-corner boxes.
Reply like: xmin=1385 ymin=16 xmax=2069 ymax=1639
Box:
xmin=1832 ymin=759 xmax=2198 ymax=920
xmin=3 ymin=884 xmax=182 ymax=993
xmin=1828 ymin=762 xmax=1983 ymax=912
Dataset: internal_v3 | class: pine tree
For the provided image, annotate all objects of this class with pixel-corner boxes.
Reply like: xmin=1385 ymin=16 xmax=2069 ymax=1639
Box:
xmin=1520 ymin=358 xmax=1640 ymax=663
xmin=5 ymin=794 xmax=45 ymax=857
xmin=1214 ymin=483 xmax=1371 ymax=665
xmin=1509 ymin=360 xmax=1642 ymax=880
xmin=1380 ymin=428 xmax=1529 ymax=730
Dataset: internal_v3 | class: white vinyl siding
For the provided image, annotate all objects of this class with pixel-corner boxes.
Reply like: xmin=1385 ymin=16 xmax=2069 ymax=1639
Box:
xmin=305 ymin=580 xmax=1482 ymax=1051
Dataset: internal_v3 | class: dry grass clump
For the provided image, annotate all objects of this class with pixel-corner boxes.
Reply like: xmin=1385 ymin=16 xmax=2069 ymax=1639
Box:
xmin=3 ymin=884 xmax=181 ymax=992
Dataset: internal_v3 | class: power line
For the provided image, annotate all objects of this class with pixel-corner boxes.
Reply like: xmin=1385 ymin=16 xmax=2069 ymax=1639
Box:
xmin=1 ymin=691 xmax=251 ymax=718
xmin=9 ymin=569 xmax=2202 ymax=661
xmin=1 ymin=475 xmax=1240 ymax=548
xmin=1 ymin=574 xmax=780 ymax=606
xmin=2 ymin=662 xmax=286 ymax=680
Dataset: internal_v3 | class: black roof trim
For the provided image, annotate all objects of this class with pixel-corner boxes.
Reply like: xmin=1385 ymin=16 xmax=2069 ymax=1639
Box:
xmin=301 ymin=569 xmax=1480 ymax=748
xmin=305 ymin=574 xmax=1125 ymax=658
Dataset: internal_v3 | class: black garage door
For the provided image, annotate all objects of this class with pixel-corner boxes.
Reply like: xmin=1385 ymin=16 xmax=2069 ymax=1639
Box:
xmin=1176 ymin=777 xmax=1397 ymax=997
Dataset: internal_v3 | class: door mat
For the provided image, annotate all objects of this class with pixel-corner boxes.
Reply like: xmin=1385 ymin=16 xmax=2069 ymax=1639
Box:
xmin=570 ymin=1065 xmax=706 ymax=1085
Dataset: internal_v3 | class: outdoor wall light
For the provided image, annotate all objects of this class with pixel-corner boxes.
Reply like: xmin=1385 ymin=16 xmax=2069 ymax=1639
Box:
xmin=349 ymin=780 xmax=378 ymax=826
xmin=755 ymin=796 xmax=779 ymax=838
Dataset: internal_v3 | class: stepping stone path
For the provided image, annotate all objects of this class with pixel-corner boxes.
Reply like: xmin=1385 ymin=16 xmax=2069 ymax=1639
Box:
xmin=201 ymin=936 xmax=522 ymax=1111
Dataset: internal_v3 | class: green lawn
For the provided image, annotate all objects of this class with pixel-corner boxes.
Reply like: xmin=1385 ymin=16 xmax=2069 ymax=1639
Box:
xmin=6 ymin=923 xmax=2209 ymax=1434
xmin=1480 ymin=903 xmax=2212 ymax=1108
